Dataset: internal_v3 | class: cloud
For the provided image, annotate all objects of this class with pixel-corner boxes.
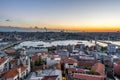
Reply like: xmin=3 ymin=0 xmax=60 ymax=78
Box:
xmin=5 ymin=19 xmax=10 ymax=22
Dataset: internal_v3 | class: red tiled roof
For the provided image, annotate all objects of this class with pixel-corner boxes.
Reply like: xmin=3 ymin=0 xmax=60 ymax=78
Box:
xmin=67 ymin=68 xmax=85 ymax=74
xmin=2 ymin=65 xmax=27 ymax=78
xmin=114 ymin=60 xmax=120 ymax=75
xmin=10 ymin=59 xmax=17 ymax=64
xmin=74 ymin=73 xmax=105 ymax=80
xmin=78 ymin=60 xmax=98 ymax=68
xmin=91 ymin=63 xmax=105 ymax=75
xmin=61 ymin=57 xmax=77 ymax=64
xmin=32 ymin=55 xmax=39 ymax=61
xmin=42 ymin=75 xmax=58 ymax=80
xmin=116 ymin=60 xmax=120 ymax=64
xmin=0 ymin=57 xmax=7 ymax=65
xmin=5 ymin=49 xmax=16 ymax=54
xmin=37 ymin=53 xmax=48 ymax=56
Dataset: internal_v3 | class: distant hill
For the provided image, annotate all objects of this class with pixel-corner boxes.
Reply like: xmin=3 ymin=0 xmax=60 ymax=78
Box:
xmin=0 ymin=26 xmax=44 ymax=32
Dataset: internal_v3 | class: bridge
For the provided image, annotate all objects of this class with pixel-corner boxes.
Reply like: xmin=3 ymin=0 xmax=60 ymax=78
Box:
xmin=0 ymin=41 xmax=23 ymax=50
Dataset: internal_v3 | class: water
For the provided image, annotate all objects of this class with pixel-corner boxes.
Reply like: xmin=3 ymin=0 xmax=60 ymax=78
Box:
xmin=0 ymin=42 xmax=8 ymax=46
xmin=14 ymin=40 xmax=95 ymax=49
xmin=14 ymin=40 xmax=120 ymax=49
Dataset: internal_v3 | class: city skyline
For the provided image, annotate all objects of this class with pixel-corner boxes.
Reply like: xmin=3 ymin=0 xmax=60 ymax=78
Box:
xmin=0 ymin=0 xmax=120 ymax=32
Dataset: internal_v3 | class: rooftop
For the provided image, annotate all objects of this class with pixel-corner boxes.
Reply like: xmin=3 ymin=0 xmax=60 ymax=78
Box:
xmin=5 ymin=49 xmax=16 ymax=54
xmin=61 ymin=57 xmax=77 ymax=64
xmin=0 ymin=57 xmax=7 ymax=65
xmin=42 ymin=75 xmax=58 ymax=80
xmin=2 ymin=65 xmax=27 ymax=78
xmin=74 ymin=73 xmax=106 ymax=80
xmin=78 ymin=60 xmax=98 ymax=68
xmin=91 ymin=63 xmax=105 ymax=75
xmin=28 ymin=69 xmax=62 ymax=80
xmin=67 ymin=68 xmax=85 ymax=74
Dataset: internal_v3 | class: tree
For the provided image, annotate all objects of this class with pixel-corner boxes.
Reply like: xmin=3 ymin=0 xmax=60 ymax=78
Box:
xmin=34 ymin=58 xmax=46 ymax=66
xmin=101 ymin=47 xmax=107 ymax=51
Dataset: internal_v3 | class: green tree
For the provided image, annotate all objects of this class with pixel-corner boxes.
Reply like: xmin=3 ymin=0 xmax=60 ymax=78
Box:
xmin=34 ymin=58 xmax=46 ymax=66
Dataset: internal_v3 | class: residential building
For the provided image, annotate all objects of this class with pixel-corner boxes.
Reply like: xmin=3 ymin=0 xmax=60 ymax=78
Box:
xmin=61 ymin=57 xmax=78 ymax=69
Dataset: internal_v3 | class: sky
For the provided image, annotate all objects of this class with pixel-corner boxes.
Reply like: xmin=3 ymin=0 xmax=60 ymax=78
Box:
xmin=0 ymin=0 xmax=120 ymax=32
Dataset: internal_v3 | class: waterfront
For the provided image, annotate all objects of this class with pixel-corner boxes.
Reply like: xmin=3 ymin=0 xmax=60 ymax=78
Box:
xmin=0 ymin=42 xmax=8 ymax=46
xmin=14 ymin=40 xmax=120 ymax=49
xmin=14 ymin=40 xmax=95 ymax=49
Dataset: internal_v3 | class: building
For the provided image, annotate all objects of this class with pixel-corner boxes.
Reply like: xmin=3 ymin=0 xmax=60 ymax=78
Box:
xmin=2 ymin=65 xmax=27 ymax=80
xmin=73 ymin=73 xmax=105 ymax=80
xmin=19 ymin=55 xmax=31 ymax=73
xmin=114 ymin=60 xmax=120 ymax=76
xmin=79 ymin=54 xmax=95 ymax=60
xmin=42 ymin=75 xmax=59 ymax=80
xmin=61 ymin=57 xmax=78 ymax=69
xmin=28 ymin=69 xmax=62 ymax=80
xmin=67 ymin=68 xmax=85 ymax=74
xmin=66 ymin=61 xmax=106 ymax=80
xmin=96 ymin=44 xmax=101 ymax=51
xmin=0 ymin=57 xmax=10 ymax=76
xmin=78 ymin=60 xmax=98 ymax=68
xmin=47 ymin=54 xmax=61 ymax=66
xmin=0 ymin=51 xmax=7 ymax=57
xmin=107 ymin=43 xmax=116 ymax=53
xmin=1 ymin=54 xmax=31 ymax=80
xmin=57 ymin=49 xmax=69 ymax=57
xmin=91 ymin=63 xmax=105 ymax=75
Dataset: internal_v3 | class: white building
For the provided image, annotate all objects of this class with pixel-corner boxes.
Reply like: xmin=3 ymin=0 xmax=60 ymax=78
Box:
xmin=47 ymin=55 xmax=61 ymax=66
xmin=61 ymin=57 xmax=78 ymax=69
xmin=20 ymin=55 xmax=31 ymax=74
xmin=0 ymin=57 xmax=10 ymax=76
xmin=1 ymin=55 xmax=31 ymax=80
xmin=28 ymin=69 xmax=62 ymax=80
xmin=70 ymin=50 xmax=85 ymax=57
xmin=2 ymin=65 xmax=28 ymax=80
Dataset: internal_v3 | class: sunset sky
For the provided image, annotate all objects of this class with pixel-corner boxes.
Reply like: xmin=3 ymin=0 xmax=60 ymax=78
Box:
xmin=0 ymin=0 xmax=120 ymax=32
